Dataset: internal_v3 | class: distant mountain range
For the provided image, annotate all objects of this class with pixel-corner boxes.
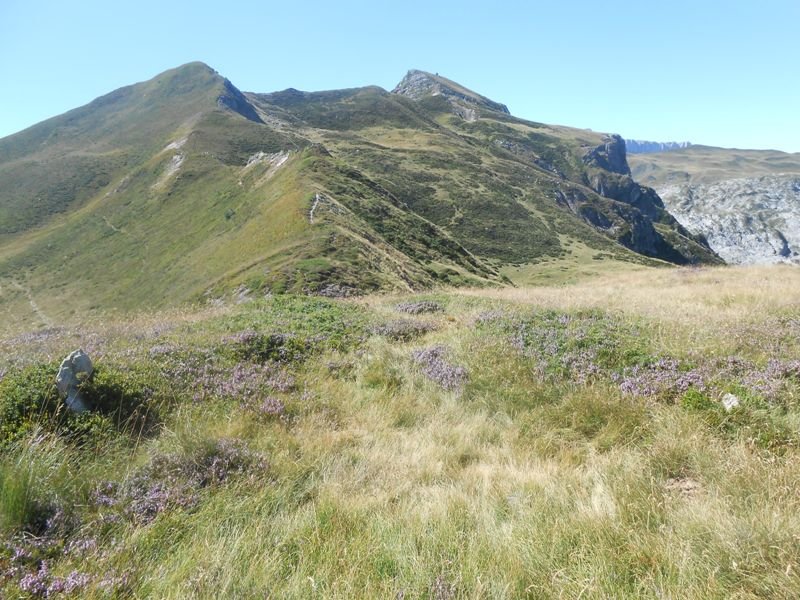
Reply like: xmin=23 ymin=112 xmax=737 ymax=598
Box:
xmin=630 ymin=146 xmax=800 ymax=264
xmin=0 ymin=62 xmax=719 ymax=323
xmin=625 ymin=140 xmax=692 ymax=154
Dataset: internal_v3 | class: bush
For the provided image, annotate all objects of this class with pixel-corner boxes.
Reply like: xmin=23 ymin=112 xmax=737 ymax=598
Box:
xmin=395 ymin=300 xmax=444 ymax=315
xmin=79 ymin=367 xmax=160 ymax=434
xmin=0 ymin=364 xmax=61 ymax=446
xmin=372 ymin=319 xmax=437 ymax=342
xmin=225 ymin=331 xmax=310 ymax=363
xmin=680 ymin=388 xmax=716 ymax=411
xmin=0 ymin=363 xmax=159 ymax=447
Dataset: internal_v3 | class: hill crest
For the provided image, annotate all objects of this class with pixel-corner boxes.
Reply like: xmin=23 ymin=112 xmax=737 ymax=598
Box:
xmin=0 ymin=63 xmax=720 ymax=327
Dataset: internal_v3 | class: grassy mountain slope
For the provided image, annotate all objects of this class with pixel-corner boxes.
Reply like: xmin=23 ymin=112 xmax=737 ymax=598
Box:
xmin=630 ymin=145 xmax=800 ymax=186
xmin=0 ymin=64 xmax=720 ymax=326
xmin=250 ymin=73 xmax=718 ymax=267
xmin=0 ymin=62 xmax=262 ymax=234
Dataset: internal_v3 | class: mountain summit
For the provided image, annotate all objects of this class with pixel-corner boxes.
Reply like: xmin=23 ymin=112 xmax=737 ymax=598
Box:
xmin=0 ymin=63 xmax=719 ymax=324
xmin=392 ymin=69 xmax=510 ymax=119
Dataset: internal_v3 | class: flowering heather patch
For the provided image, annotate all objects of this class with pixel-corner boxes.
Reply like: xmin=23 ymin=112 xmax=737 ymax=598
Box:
xmin=120 ymin=438 xmax=268 ymax=524
xmin=617 ymin=358 xmax=706 ymax=398
xmin=0 ymin=328 xmax=108 ymax=371
xmin=1 ymin=505 xmax=116 ymax=596
xmin=258 ymin=396 xmax=285 ymax=417
xmin=741 ymin=359 xmax=800 ymax=400
xmin=225 ymin=330 xmax=310 ymax=363
xmin=727 ymin=316 xmax=800 ymax=356
xmin=395 ymin=301 xmax=444 ymax=315
xmin=473 ymin=310 xmax=507 ymax=325
xmin=618 ymin=356 xmax=800 ymax=402
xmin=97 ymin=571 xmax=131 ymax=593
xmin=411 ymin=345 xmax=468 ymax=391
xmin=47 ymin=570 xmax=91 ymax=596
xmin=18 ymin=563 xmax=49 ymax=596
xmin=505 ymin=309 xmax=800 ymax=401
xmin=64 ymin=538 xmax=97 ymax=556
xmin=89 ymin=482 xmax=118 ymax=508
xmin=14 ymin=560 xmax=91 ymax=598
xmin=372 ymin=319 xmax=437 ymax=342
xmin=148 ymin=343 xmax=180 ymax=357
xmin=122 ymin=477 xmax=198 ymax=525
xmin=266 ymin=371 xmax=296 ymax=393
xmin=509 ymin=310 xmax=645 ymax=383
xmin=430 ymin=573 xmax=457 ymax=600
xmin=160 ymin=351 xmax=293 ymax=402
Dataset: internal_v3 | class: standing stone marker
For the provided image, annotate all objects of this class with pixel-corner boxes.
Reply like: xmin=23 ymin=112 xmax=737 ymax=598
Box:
xmin=56 ymin=349 xmax=93 ymax=413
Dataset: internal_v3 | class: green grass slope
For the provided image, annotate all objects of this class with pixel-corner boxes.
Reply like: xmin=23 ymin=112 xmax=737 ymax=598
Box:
xmin=251 ymin=79 xmax=718 ymax=267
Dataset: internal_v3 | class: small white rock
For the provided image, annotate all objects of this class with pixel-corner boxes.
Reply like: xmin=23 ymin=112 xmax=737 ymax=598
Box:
xmin=56 ymin=349 xmax=93 ymax=413
xmin=721 ymin=393 xmax=740 ymax=412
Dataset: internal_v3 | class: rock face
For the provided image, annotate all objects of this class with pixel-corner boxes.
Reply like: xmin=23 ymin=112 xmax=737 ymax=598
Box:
xmin=577 ymin=136 xmax=719 ymax=264
xmin=625 ymin=140 xmax=692 ymax=154
xmin=583 ymin=135 xmax=631 ymax=175
xmin=658 ymin=175 xmax=800 ymax=264
xmin=56 ymin=350 xmax=93 ymax=413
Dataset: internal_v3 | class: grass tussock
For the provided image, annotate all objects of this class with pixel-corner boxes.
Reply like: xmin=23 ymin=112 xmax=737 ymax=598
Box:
xmin=1 ymin=265 xmax=800 ymax=598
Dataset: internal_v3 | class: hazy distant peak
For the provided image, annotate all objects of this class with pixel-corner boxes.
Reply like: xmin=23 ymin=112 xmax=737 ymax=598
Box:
xmin=392 ymin=69 xmax=510 ymax=115
xmin=626 ymin=139 xmax=692 ymax=154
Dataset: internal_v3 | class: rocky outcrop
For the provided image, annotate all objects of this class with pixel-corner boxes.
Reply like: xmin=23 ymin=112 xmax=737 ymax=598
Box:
xmin=585 ymin=171 xmax=665 ymax=221
xmin=581 ymin=137 xmax=708 ymax=244
xmin=554 ymin=185 xmax=717 ymax=265
xmin=657 ymin=175 xmax=800 ymax=264
xmin=626 ymin=140 xmax=691 ymax=154
xmin=582 ymin=135 xmax=630 ymax=175
xmin=392 ymin=70 xmax=510 ymax=115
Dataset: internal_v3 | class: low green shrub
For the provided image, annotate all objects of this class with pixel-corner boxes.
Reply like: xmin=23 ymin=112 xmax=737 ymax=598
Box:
xmin=0 ymin=363 xmax=160 ymax=447
xmin=225 ymin=331 xmax=311 ymax=363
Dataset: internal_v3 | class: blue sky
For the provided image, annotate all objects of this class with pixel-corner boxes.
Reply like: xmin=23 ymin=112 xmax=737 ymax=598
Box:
xmin=1 ymin=0 xmax=798 ymax=151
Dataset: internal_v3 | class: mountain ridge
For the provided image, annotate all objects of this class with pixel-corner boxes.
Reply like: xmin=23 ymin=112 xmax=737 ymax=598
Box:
xmin=0 ymin=62 xmax=719 ymax=327
xmin=625 ymin=140 xmax=691 ymax=154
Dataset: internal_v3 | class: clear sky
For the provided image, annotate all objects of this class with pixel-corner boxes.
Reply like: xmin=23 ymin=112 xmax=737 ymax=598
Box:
xmin=1 ymin=0 xmax=798 ymax=151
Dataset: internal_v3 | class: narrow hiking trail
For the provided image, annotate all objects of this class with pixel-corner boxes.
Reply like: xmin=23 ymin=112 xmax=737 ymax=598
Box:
xmin=309 ymin=193 xmax=321 ymax=224
xmin=10 ymin=279 xmax=53 ymax=327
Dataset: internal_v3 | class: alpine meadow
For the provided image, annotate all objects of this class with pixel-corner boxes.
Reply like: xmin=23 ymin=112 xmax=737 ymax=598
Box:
xmin=1 ymin=59 xmax=799 ymax=600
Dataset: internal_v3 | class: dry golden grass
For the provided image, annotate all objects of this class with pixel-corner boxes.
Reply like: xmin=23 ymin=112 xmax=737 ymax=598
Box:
xmin=459 ymin=264 xmax=800 ymax=358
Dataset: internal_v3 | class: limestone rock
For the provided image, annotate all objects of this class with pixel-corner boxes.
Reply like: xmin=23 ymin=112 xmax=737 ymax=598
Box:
xmin=654 ymin=175 xmax=800 ymax=265
xmin=56 ymin=350 xmax=93 ymax=413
